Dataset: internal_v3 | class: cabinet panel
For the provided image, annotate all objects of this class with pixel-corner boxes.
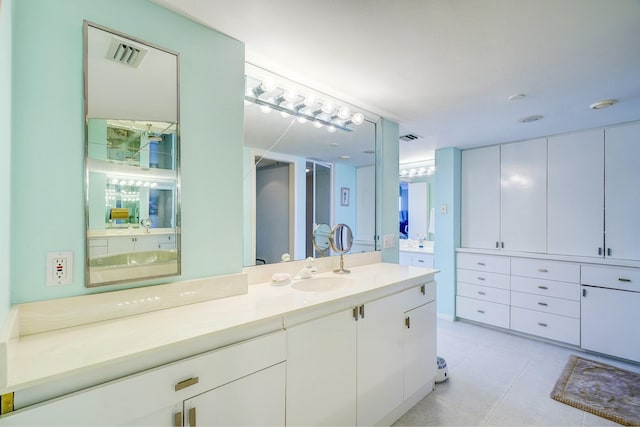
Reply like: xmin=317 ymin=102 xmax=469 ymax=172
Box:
xmin=456 ymin=296 xmax=509 ymax=329
xmin=286 ymin=309 xmax=357 ymax=426
xmin=511 ymin=307 xmax=579 ymax=345
xmin=403 ymin=302 xmax=436 ymax=399
xmin=510 ymin=276 xmax=580 ymax=301
xmin=605 ymin=123 xmax=640 ymax=261
xmin=461 ymin=146 xmax=501 ymax=249
xmin=547 ymin=130 xmax=604 ymax=257
xmin=500 ymin=138 xmax=547 ymax=253
xmin=457 ymin=269 xmax=510 ymax=290
xmin=184 ymin=363 xmax=285 ymax=427
xmin=511 ymin=258 xmax=580 ymax=283
xmin=581 ymin=285 xmax=640 ymax=362
xmin=457 ymin=253 xmax=510 ymax=274
xmin=511 ymin=291 xmax=580 ymax=318
xmin=457 ymin=282 xmax=510 ymax=304
xmin=581 ymin=265 xmax=640 ymax=292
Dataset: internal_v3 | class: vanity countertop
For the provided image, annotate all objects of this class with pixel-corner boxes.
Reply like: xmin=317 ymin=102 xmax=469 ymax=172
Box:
xmin=2 ymin=262 xmax=436 ymax=396
xmin=400 ymin=246 xmax=434 ymax=255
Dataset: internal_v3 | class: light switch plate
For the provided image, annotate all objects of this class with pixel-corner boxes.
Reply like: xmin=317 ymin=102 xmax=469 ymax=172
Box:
xmin=383 ymin=234 xmax=396 ymax=249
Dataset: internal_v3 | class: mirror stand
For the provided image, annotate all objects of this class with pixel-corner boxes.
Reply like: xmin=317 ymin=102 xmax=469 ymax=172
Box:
xmin=334 ymin=253 xmax=351 ymax=275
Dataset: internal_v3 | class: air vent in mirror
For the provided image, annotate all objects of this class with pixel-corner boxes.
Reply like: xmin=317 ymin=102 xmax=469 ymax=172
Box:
xmin=106 ymin=38 xmax=147 ymax=68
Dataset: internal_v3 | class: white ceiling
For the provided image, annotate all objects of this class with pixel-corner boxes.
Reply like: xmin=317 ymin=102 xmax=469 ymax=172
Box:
xmin=153 ymin=0 xmax=640 ymax=164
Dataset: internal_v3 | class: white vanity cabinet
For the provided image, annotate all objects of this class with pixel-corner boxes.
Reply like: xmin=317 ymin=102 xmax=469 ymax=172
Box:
xmin=0 ymin=332 xmax=286 ymax=427
xmin=399 ymin=250 xmax=434 ymax=268
xmin=461 ymin=139 xmax=547 ymax=253
xmin=285 ymin=283 xmax=436 ymax=427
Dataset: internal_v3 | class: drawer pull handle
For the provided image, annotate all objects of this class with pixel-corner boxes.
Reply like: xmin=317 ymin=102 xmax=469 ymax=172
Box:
xmin=537 ymin=322 xmax=548 ymax=327
xmin=418 ymin=259 xmax=424 ymax=263
xmin=405 ymin=317 xmax=411 ymax=328
xmin=538 ymin=285 xmax=548 ymax=290
xmin=538 ymin=302 xmax=548 ymax=306
xmin=477 ymin=277 xmax=486 ymax=281
xmin=477 ymin=310 xmax=485 ymax=314
xmin=478 ymin=291 xmax=486 ymax=295
xmin=175 ymin=377 xmax=199 ymax=392
xmin=420 ymin=284 xmax=426 ymax=295
xmin=477 ymin=262 xmax=486 ymax=266
xmin=618 ymin=278 xmax=632 ymax=283
xmin=538 ymin=269 xmax=548 ymax=273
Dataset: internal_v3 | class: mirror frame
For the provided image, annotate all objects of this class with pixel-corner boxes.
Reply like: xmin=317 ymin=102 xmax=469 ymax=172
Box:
xmin=83 ymin=21 xmax=181 ymax=287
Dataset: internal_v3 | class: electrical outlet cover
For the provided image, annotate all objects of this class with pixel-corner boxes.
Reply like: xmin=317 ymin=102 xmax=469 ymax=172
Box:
xmin=47 ymin=251 xmax=73 ymax=286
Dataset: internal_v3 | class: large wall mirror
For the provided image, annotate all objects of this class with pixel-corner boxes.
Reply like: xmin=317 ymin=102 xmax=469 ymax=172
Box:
xmin=243 ymin=64 xmax=379 ymax=266
xmin=84 ymin=22 xmax=180 ymax=287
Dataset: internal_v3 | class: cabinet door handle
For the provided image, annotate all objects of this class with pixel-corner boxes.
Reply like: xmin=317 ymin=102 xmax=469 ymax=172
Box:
xmin=175 ymin=377 xmax=199 ymax=392
xmin=607 ymin=248 xmax=612 ymax=256
xmin=420 ymin=284 xmax=426 ymax=295
xmin=477 ymin=277 xmax=486 ymax=281
xmin=618 ymin=278 xmax=632 ymax=283
xmin=478 ymin=291 xmax=486 ymax=295
xmin=537 ymin=322 xmax=548 ymax=327
xmin=496 ymin=241 xmax=499 ymax=249
xmin=538 ymin=268 xmax=548 ymax=273
xmin=501 ymin=242 xmax=504 ymax=249
xmin=175 ymin=412 xmax=183 ymax=427
xmin=405 ymin=317 xmax=411 ymax=328
xmin=583 ymin=288 xmax=587 ymax=297
xmin=359 ymin=305 xmax=365 ymax=319
xmin=477 ymin=310 xmax=485 ymax=314
xmin=353 ymin=307 xmax=359 ymax=321
xmin=538 ymin=302 xmax=548 ymax=307
xmin=477 ymin=262 xmax=486 ymax=266
xmin=538 ymin=285 xmax=548 ymax=290
xmin=598 ymin=247 xmax=603 ymax=256
xmin=188 ymin=407 xmax=196 ymax=427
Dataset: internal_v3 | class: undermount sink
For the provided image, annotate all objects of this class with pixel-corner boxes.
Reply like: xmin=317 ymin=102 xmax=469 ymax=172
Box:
xmin=291 ymin=276 xmax=355 ymax=292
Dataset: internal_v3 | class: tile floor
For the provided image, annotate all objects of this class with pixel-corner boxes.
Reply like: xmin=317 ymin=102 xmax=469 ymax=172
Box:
xmin=394 ymin=319 xmax=640 ymax=426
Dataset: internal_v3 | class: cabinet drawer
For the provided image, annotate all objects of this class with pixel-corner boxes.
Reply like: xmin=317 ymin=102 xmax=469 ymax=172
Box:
xmin=456 ymin=296 xmax=510 ymax=329
xmin=457 ymin=282 xmax=510 ymax=305
xmin=511 ymin=258 xmax=579 ymax=283
xmin=457 ymin=269 xmax=510 ymax=290
xmin=511 ymin=307 xmax=579 ymax=345
xmin=457 ymin=253 xmax=510 ymax=274
xmin=511 ymin=276 xmax=581 ymax=301
xmin=401 ymin=282 xmax=436 ymax=311
xmin=412 ymin=254 xmax=434 ymax=268
xmin=581 ymin=265 xmax=640 ymax=292
xmin=511 ymin=291 xmax=580 ymax=318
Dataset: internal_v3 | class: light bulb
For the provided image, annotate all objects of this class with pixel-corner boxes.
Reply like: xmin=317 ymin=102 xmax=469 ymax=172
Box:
xmin=400 ymin=169 xmax=408 ymax=176
xmin=280 ymin=111 xmax=290 ymax=118
xmin=305 ymin=95 xmax=317 ymax=106
xmin=327 ymin=126 xmax=337 ymax=133
xmin=284 ymin=89 xmax=298 ymax=101
xmin=351 ymin=113 xmax=364 ymax=125
xmin=143 ymin=182 xmax=150 ymax=187
xmin=260 ymin=78 xmax=277 ymax=92
xmin=297 ymin=116 xmax=307 ymax=124
xmin=321 ymin=102 xmax=335 ymax=114
xmin=313 ymin=121 xmax=323 ymax=128
xmin=259 ymin=105 xmax=271 ymax=114
xmin=151 ymin=182 xmax=158 ymax=187
xmin=409 ymin=168 xmax=416 ymax=176
xmin=337 ymin=106 xmax=351 ymax=119
xmin=135 ymin=181 xmax=142 ymax=186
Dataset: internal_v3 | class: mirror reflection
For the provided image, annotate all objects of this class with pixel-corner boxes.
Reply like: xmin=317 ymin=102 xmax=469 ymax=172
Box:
xmin=84 ymin=22 xmax=180 ymax=287
xmin=243 ymin=65 xmax=378 ymax=266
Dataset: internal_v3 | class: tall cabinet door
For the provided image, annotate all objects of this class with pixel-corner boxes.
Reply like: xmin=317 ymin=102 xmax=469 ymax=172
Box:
xmin=461 ymin=146 xmax=501 ymax=249
xmin=548 ymin=130 xmax=604 ymax=257
xmin=500 ymin=138 xmax=547 ymax=253
xmin=605 ymin=123 xmax=640 ymax=261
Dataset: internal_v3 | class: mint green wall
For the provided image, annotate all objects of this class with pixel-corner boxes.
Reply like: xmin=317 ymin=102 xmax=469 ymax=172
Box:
xmin=11 ymin=0 xmax=244 ymax=303
xmin=434 ymin=147 xmax=461 ymax=318
xmin=334 ymin=163 xmax=356 ymax=230
xmin=380 ymin=119 xmax=400 ymax=263
xmin=0 ymin=0 xmax=12 ymax=320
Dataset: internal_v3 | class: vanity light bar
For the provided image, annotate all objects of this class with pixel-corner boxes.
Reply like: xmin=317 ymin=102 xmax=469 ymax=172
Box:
xmin=245 ymin=78 xmax=365 ymax=133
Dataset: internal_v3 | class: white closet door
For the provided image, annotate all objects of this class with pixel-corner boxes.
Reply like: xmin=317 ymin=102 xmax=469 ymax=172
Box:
xmin=605 ymin=123 xmax=640 ymax=261
xmin=408 ymin=181 xmax=428 ymax=238
xmin=548 ymin=129 xmax=604 ymax=257
xmin=500 ymin=138 xmax=547 ymax=253
xmin=461 ymin=146 xmax=501 ymax=249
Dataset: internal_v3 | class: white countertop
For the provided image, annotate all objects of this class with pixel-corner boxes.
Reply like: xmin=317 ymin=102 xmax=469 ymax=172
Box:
xmin=3 ymin=263 xmax=436 ymax=397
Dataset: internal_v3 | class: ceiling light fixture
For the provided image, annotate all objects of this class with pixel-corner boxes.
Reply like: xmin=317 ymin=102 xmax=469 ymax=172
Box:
xmin=508 ymin=93 xmax=526 ymax=101
xmin=590 ymin=99 xmax=617 ymax=110
xmin=245 ymin=75 xmax=365 ymax=132
xmin=519 ymin=115 xmax=543 ymax=123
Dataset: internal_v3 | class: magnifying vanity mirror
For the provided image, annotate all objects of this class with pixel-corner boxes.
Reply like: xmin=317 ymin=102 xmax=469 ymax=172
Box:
xmin=243 ymin=64 xmax=379 ymax=266
xmin=84 ymin=22 xmax=180 ymax=287
xmin=330 ymin=223 xmax=354 ymax=274
xmin=312 ymin=223 xmax=332 ymax=255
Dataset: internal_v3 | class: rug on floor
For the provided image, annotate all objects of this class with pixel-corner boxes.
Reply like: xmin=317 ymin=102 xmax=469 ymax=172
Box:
xmin=550 ymin=355 xmax=640 ymax=426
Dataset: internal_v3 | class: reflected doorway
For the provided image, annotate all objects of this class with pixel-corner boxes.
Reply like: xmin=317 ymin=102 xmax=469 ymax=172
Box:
xmin=306 ymin=161 xmax=332 ymax=258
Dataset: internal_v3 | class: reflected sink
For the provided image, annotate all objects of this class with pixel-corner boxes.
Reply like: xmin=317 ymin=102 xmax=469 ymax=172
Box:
xmin=291 ymin=277 xmax=356 ymax=292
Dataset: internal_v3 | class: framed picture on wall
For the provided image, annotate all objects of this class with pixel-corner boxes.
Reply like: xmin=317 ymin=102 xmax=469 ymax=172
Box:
xmin=341 ymin=187 xmax=350 ymax=206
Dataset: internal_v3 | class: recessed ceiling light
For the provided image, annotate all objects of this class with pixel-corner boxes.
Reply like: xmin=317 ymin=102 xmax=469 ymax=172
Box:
xmin=339 ymin=155 xmax=351 ymax=160
xmin=363 ymin=149 xmax=375 ymax=154
xmin=329 ymin=142 xmax=339 ymax=147
xmin=590 ymin=99 xmax=617 ymax=110
xmin=508 ymin=93 xmax=526 ymax=101
xmin=519 ymin=115 xmax=543 ymax=123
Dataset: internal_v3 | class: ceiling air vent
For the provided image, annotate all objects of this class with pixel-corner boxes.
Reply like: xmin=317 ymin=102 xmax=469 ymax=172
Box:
xmin=106 ymin=38 xmax=148 ymax=68
xmin=400 ymin=134 xmax=422 ymax=142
